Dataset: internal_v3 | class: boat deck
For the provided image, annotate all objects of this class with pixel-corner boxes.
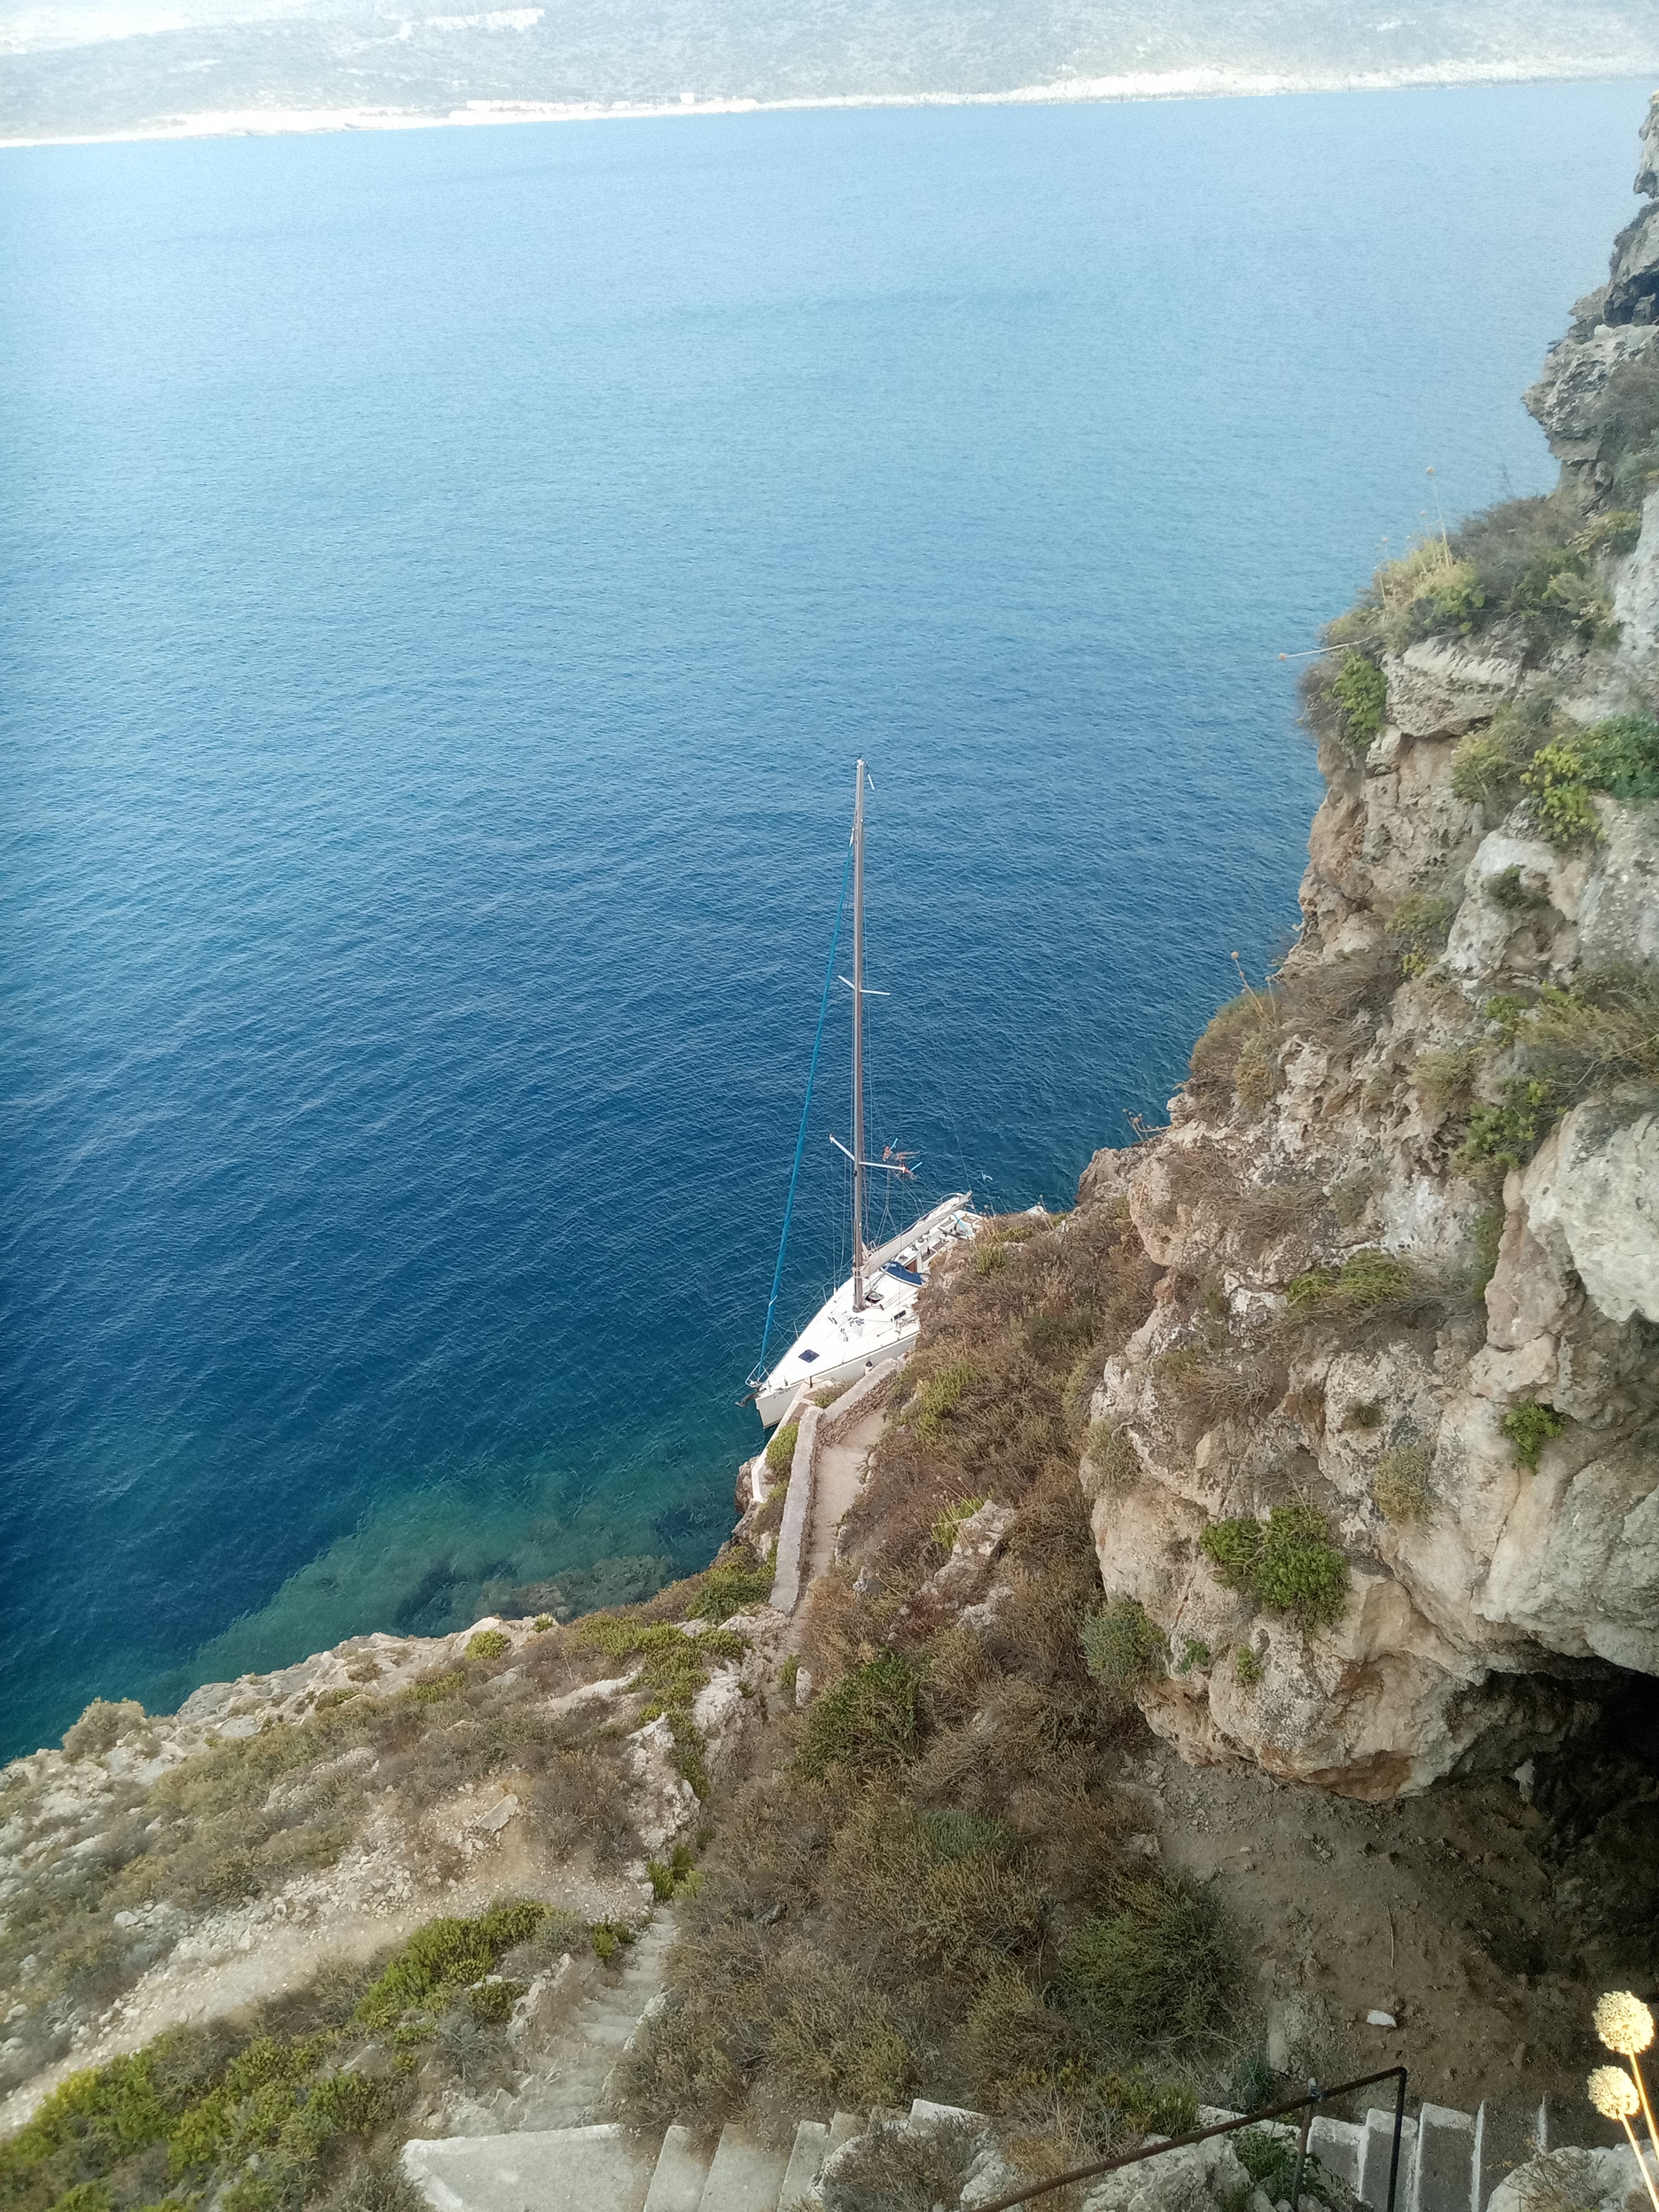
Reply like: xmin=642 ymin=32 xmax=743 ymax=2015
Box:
xmin=755 ymin=1194 xmax=977 ymax=1427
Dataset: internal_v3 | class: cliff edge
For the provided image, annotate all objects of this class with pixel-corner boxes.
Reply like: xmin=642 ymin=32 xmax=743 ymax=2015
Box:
xmin=1079 ymin=91 xmax=1659 ymax=1797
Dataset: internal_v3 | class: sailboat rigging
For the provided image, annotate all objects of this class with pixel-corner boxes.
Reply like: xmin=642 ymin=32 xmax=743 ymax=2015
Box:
xmin=749 ymin=759 xmax=977 ymax=1429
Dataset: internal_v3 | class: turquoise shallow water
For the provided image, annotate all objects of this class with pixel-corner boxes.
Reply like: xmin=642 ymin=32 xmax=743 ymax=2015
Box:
xmin=0 ymin=79 xmax=1649 ymax=1760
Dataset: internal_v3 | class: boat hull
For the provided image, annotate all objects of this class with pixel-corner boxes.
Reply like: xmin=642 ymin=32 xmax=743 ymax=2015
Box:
xmin=754 ymin=1193 xmax=976 ymax=1429
xmin=754 ymin=1325 xmax=921 ymax=1429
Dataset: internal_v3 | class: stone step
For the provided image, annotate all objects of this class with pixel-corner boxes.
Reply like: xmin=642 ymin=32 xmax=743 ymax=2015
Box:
xmin=777 ymin=2119 xmax=830 ymax=2207
xmin=697 ymin=2122 xmax=791 ymax=2212
xmin=1475 ymin=2102 xmax=1546 ymax=2212
xmin=1310 ymin=2115 xmax=1365 ymax=2199
xmin=402 ymin=2124 xmax=654 ymax=2212
xmin=644 ymin=2125 xmax=713 ymax=2212
xmin=1361 ymin=2109 xmax=1420 ymax=2212
xmin=1414 ymin=2102 xmax=1478 ymax=2212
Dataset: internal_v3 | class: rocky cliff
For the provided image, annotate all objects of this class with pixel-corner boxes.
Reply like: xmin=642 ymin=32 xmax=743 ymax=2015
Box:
xmin=1079 ymin=91 xmax=1659 ymax=1798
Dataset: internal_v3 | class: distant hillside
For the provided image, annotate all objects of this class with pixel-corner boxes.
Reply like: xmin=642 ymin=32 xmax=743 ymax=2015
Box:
xmin=3 ymin=0 xmax=1657 ymax=144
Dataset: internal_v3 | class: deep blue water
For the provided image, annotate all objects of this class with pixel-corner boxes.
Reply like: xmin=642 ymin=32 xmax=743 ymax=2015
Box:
xmin=1 ymin=79 xmax=1649 ymax=1760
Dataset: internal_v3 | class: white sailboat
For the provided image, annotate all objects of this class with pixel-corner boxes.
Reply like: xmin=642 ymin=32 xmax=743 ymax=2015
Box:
xmin=752 ymin=761 xmax=978 ymax=1429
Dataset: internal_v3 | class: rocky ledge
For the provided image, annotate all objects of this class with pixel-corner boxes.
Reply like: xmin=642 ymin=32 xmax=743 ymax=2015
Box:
xmin=1077 ymin=94 xmax=1659 ymax=1796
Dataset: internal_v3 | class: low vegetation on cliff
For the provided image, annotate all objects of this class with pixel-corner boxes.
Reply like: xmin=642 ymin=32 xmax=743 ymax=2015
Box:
xmin=613 ymin=1209 xmax=1260 ymax=2147
xmin=0 ymin=1900 xmax=615 ymax=2212
xmin=0 ymin=1546 xmax=775 ymax=2111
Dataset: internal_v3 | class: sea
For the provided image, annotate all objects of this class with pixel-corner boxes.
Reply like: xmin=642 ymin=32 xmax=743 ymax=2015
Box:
xmin=1 ymin=77 xmax=1649 ymax=1762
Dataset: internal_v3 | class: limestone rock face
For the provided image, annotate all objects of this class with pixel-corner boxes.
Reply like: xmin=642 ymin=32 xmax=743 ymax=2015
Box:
xmin=1078 ymin=117 xmax=1659 ymax=1796
xmin=1522 ymin=1096 xmax=1659 ymax=1324
xmin=1526 ymin=92 xmax=1659 ymax=501
xmin=1489 ymin=2146 xmax=1650 ymax=2212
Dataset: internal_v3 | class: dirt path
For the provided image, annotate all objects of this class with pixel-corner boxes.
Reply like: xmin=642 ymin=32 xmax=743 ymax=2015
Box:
xmin=1144 ymin=1736 xmax=1637 ymax=2146
xmin=805 ymin=1407 xmax=884 ymax=1588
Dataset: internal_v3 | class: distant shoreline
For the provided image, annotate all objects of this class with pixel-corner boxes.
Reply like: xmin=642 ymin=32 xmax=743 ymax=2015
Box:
xmin=4 ymin=53 xmax=1655 ymax=151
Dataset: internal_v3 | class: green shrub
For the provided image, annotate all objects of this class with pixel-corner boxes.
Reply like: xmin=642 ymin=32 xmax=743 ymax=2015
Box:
xmin=61 ymin=1699 xmax=148 ymax=1760
xmin=1339 ymin=539 xmax=1487 ymax=649
xmin=1321 ymin=495 xmax=1634 ymax=666
xmin=1189 ymin=991 xmax=1281 ymax=1110
xmin=590 ymin=1920 xmax=635 ymax=1962
xmin=3 ymin=2052 xmax=175 ymax=2180
xmin=1523 ymin=744 xmax=1601 ymax=845
xmin=466 ymin=1978 xmax=525 ymax=2024
xmin=765 ymin=1421 xmax=800 ymax=1478
xmin=1234 ymin=1027 xmax=1280 ymax=1110
xmin=1486 ymin=865 xmax=1538 ymax=912
xmin=1174 ymin=1639 xmax=1212 ymax=1676
xmin=534 ymin=1614 xmax=555 ymax=1632
xmin=1331 ymin=655 xmax=1387 ymax=750
xmin=1235 ymin=1647 xmax=1263 ymax=1686
xmin=1389 ymin=893 xmax=1457 ymax=977
xmin=1058 ymin=1875 xmax=1236 ymax=2048
xmin=917 ymin=1809 xmax=1016 ymax=1863
xmin=1081 ymin=1600 xmax=1167 ymax=1693
xmin=464 ymin=1630 xmax=510 ymax=1661
xmin=1374 ymin=1443 xmax=1433 ymax=1523
xmin=51 ymin=2187 xmax=115 ymax=2212
xmin=1250 ymin=1512 xmax=1349 ymax=1629
xmin=405 ymin=1671 xmax=463 ymax=1705
xmin=1501 ymin=1402 xmax=1566 ymax=1468
xmin=565 ymin=1613 xmax=746 ymax=1799
xmin=1576 ymin=509 xmax=1644 ymax=557
xmin=1450 ymin=691 xmax=1562 ymax=813
xmin=1235 ymin=2125 xmax=1345 ymax=2208
xmin=1416 ymin=1047 xmax=1478 ymax=1112
xmin=1200 ymin=1507 xmax=1349 ymax=1632
xmin=1523 ymin=964 xmax=1659 ymax=1087
xmin=1455 ymin=1079 xmax=1557 ymax=1172
xmin=931 ymin=1495 xmax=989 ymax=1550
xmin=644 ymin=1844 xmax=697 ymax=1904
xmin=797 ymin=1655 xmax=921 ymax=1779
xmin=1083 ymin=1419 xmax=1141 ymax=1493
xmin=1409 ymin=556 xmax=1486 ymax=637
xmin=778 ymin=1653 xmax=799 ymax=1702
xmin=354 ymin=1903 xmax=547 ymax=2030
xmin=1230 ymin=2054 xmax=1279 ymax=2115
xmin=686 ymin=1554 xmax=774 ymax=1621
xmin=1286 ymin=1248 xmax=1415 ymax=1314
xmin=1201 ymin=1517 xmax=1266 ymax=1590
xmin=1451 ymin=730 xmax=1515 ymax=807
xmin=908 ymin=1360 xmax=976 ymax=1444
xmin=1521 ymin=716 xmax=1659 ymax=847
xmin=1515 ymin=542 xmax=1620 ymax=651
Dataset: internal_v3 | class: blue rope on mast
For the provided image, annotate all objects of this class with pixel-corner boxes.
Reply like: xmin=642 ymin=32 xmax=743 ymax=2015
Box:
xmin=749 ymin=838 xmax=854 ymax=1393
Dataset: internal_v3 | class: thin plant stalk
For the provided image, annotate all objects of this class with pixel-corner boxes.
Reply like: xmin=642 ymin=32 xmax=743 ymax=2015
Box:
xmin=1633 ymin=2053 xmax=1659 ymax=2199
xmin=1621 ymin=2110 xmax=1659 ymax=2212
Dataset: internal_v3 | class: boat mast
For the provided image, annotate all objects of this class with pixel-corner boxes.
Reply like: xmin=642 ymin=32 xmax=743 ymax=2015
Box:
xmin=851 ymin=757 xmax=867 ymax=1312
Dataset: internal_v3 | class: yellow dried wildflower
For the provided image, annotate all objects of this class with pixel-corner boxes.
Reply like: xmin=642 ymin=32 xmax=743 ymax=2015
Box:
xmin=1588 ymin=2066 xmax=1640 ymax=2121
xmin=1596 ymin=1991 xmax=1657 ymax=2057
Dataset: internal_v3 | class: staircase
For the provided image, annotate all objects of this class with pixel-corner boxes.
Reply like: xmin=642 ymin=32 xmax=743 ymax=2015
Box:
xmin=401 ymin=2106 xmax=863 ymax=2212
xmin=509 ymin=1913 xmax=679 ymax=2132
xmin=397 ymin=1896 xmax=1582 ymax=2212
xmin=401 ymin=2089 xmax=1579 ymax=2212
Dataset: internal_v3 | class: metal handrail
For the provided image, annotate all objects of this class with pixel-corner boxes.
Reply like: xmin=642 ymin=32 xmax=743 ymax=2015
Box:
xmin=970 ymin=2064 xmax=1409 ymax=2212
